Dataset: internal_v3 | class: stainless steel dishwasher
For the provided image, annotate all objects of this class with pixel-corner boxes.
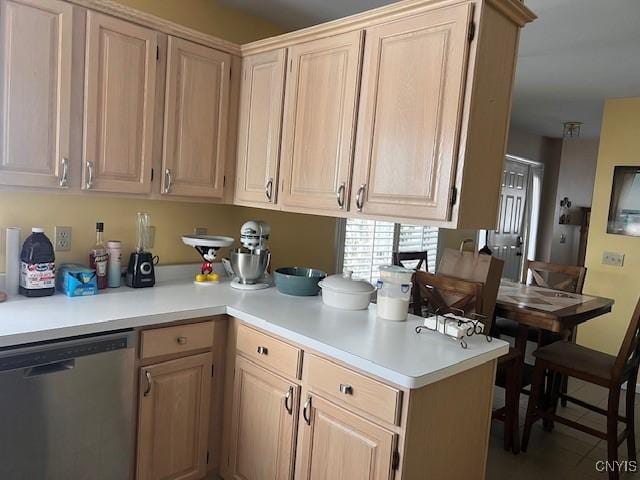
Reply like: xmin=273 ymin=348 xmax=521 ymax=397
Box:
xmin=0 ymin=331 xmax=137 ymax=480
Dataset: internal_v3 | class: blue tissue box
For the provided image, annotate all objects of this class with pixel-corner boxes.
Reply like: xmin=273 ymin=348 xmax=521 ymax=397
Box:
xmin=57 ymin=264 xmax=98 ymax=297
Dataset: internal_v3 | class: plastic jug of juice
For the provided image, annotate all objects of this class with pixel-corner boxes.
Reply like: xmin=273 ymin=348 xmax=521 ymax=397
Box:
xmin=19 ymin=228 xmax=56 ymax=297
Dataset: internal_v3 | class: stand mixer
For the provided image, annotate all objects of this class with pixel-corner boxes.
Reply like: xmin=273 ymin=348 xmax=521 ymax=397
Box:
xmin=229 ymin=221 xmax=272 ymax=290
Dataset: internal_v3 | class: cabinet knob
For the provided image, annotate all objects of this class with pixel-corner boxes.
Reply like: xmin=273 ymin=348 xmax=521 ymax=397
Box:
xmin=257 ymin=346 xmax=268 ymax=355
xmin=176 ymin=336 xmax=187 ymax=345
xmin=339 ymin=384 xmax=353 ymax=395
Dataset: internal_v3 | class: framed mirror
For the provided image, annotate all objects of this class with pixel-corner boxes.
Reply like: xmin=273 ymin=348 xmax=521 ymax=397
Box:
xmin=607 ymin=166 xmax=640 ymax=236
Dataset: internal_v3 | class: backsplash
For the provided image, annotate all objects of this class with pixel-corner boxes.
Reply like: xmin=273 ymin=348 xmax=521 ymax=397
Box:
xmin=0 ymin=192 xmax=338 ymax=275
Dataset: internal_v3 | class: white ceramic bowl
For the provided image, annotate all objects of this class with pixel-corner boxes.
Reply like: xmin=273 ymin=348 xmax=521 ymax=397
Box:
xmin=318 ymin=271 xmax=375 ymax=310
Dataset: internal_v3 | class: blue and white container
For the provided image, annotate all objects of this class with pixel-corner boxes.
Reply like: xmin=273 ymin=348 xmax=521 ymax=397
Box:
xmin=377 ymin=266 xmax=414 ymax=321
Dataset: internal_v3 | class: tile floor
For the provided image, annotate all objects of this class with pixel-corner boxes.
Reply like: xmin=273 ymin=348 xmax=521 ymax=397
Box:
xmin=487 ymin=379 xmax=639 ymax=479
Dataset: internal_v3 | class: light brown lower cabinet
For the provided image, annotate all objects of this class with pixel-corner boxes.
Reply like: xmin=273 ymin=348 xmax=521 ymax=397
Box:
xmin=229 ymin=356 xmax=299 ymax=480
xmin=295 ymin=393 xmax=396 ymax=480
xmin=137 ymin=352 xmax=212 ymax=480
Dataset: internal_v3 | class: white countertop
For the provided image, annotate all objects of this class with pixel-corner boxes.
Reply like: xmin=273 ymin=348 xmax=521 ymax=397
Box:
xmin=0 ymin=268 xmax=508 ymax=389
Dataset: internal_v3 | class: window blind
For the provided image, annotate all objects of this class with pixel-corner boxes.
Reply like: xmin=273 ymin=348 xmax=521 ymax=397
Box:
xmin=340 ymin=219 xmax=439 ymax=283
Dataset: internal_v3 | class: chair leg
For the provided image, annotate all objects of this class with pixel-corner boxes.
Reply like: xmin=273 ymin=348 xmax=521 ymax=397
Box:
xmin=522 ymin=361 xmax=546 ymax=452
xmin=504 ymin=357 xmax=522 ymax=454
xmin=560 ymin=328 xmax=575 ymax=408
xmin=607 ymin=387 xmax=621 ymax=480
xmin=543 ymin=371 xmax=562 ymax=432
xmin=626 ymin=370 xmax=638 ymax=463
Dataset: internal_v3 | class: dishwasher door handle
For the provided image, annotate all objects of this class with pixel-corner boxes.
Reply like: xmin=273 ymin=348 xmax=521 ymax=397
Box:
xmin=24 ymin=359 xmax=75 ymax=378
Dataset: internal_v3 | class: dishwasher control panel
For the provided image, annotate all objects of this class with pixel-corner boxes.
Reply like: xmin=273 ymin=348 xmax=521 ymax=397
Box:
xmin=0 ymin=336 xmax=130 ymax=372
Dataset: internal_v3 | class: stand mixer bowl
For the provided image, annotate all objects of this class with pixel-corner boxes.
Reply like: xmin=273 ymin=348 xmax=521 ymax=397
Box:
xmin=230 ymin=248 xmax=270 ymax=284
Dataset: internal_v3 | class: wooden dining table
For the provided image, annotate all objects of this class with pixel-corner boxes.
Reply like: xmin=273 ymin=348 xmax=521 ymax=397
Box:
xmin=495 ymin=280 xmax=615 ymax=336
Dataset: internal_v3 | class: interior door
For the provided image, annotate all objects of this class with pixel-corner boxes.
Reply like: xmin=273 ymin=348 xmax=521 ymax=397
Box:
xmin=162 ymin=36 xmax=230 ymax=198
xmin=235 ymin=49 xmax=286 ymax=207
xmin=279 ymin=31 xmax=362 ymax=213
xmin=83 ymin=11 xmax=157 ymax=194
xmin=295 ymin=393 xmax=395 ymax=480
xmin=488 ymin=158 xmax=531 ymax=281
xmin=351 ymin=4 xmax=473 ymax=220
xmin=229 ymin=356 xmax=299 ymax=480
xmin=0 ymin=0 xmax=73 ymax=189
xmin=137 ymin=353 xmax=212 ymax=480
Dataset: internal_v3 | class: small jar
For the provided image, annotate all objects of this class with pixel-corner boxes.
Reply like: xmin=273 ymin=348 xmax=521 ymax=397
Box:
xmin=106 ymin=240 xmax=122 ymax=288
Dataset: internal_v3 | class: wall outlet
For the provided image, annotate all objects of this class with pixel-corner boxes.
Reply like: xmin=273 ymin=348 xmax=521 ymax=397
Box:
xmin=55 ymin=226 xmax=72 ymax=252
xmin=194 ymin=227 xmax=208 ymax=236
xmin=602 ymin=251 xmax=625 ymax=267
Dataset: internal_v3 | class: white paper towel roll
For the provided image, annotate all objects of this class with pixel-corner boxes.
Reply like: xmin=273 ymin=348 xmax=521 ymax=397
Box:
xmin=5 ymin=227 xmax=21 ymax=296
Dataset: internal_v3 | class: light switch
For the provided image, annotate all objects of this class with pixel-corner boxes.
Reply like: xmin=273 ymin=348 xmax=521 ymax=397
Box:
xmin=602 ymin=251 xmax=625 ymax=267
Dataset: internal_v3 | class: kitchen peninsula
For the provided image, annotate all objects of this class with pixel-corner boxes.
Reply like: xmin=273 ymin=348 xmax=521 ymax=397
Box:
xmin=0 ymin=267 xmax=507 ymax=479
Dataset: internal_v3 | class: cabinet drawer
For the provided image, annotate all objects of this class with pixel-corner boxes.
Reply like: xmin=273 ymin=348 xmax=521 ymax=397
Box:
xmin=236 ymin=324 xmax=301 ymax=379
xmin=141 ymin=321 xmax=214 ymax=359
xmin=303 ymin=354 xmax=401 ymax=425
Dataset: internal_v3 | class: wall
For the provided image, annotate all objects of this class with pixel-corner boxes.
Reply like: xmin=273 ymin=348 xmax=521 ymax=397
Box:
xmin=0 ymin=192 xmax=337 ymax=274
xmin=0 ymin=0 xmax=339 ymax=276
xmin=579 ymin=97 xmax=640 ymax=355
xmin=113 ymin=0 xmax=284 ymax=43
xmin=550 ymin=138 xmax=599 ymax=266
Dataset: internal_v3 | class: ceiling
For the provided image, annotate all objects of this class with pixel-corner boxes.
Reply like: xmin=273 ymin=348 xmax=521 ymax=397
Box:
xmin=221 ymin=0 xmax=640 ymax=138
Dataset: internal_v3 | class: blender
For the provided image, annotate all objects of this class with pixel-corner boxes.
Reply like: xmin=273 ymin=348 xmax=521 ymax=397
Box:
xmin=126 ymin=212 xmax=158 ymax=288
xmin=229 ymin=221 xmax=271 ymax=290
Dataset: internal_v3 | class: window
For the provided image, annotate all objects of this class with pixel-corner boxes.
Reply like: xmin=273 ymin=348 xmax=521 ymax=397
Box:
xmin=338 ymin=218 xmax=439 ymax=283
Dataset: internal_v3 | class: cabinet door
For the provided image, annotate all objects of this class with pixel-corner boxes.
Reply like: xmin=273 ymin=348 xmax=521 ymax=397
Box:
xmin=162 ymin=36 xmax=230 ymax=198
xmin=234 ymin=49 xmax=286 ymax=207
xmin=351 ymin=4 xmax=473 ymax=221
xmin=83 ymin=11 xmax=156 ymax=194
xmin=279 ymin=32 xmax=362 ymax=213
xmin=0 ymin=0 xmax=72 ymax=189
xmin=296 ymin=394 xmax=396 ymax=480
xmin=137 ymin=352 xmax=212 ymax=480
xmin=229 ymin=356 xmax=299 ymax=480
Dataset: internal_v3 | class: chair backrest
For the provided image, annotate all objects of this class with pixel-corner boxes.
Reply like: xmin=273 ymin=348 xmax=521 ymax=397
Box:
xmin=523 ymin=260 xmax=586 ymax=294
xmin=413 ymin=271 xmax=487 ymax=328
xmin=393 ymin=251 xmax=429 ymax=272
xmin=613 ymin=297 xmax=640 ymax=382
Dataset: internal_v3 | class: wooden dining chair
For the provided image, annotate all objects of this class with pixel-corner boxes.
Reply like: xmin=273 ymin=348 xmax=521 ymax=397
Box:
xmin=393 ymin=251 xmax=429 ymax=272
xmin=522 ymin=298 xmax=640 ymax=480
xmin=414 ymin=271 xmax=523 ymax=453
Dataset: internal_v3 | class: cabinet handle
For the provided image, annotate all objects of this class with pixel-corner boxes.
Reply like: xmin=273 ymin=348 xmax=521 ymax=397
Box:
xmin=86 ymin=161 xmax=94 ymax=189
xmin=303 ymin=395 xmax=312 ymax=425
xmin=284 ymin=386 xmax=293 ymax=415
xmin=164 ymin=168 xmax=173 ymax=193
xmin=176 ymin=336 xmax=187 ymax=345
xmin=339 ymin=383 xmax=353 ymax=395
xmin=356 ymin=184 xmax=366 ymax=212
xmin=144 ymin=370 xmax=152 ymax=397
xmin=265 ymin=177 xmax=274 ymax=202
xmin=336 ymin=182 xmax=346 ymax=209
xmin=257 ymin=346 xmax=268 ymax=355
xmin=59 ymin=157 xmax=69 ymax=187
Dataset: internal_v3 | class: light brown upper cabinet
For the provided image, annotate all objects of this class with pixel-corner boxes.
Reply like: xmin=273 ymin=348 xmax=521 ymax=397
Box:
xmin=279 ymin=31 xmax=362 ymax=214
xmin=229 ymin=356 xmax=299 ymax=480
xmin=351 ymin=4 xmax=473 ymax=221
xmin=234 ymin=49 xmax=286 ymax=208
xmin=137 ymin=352 xmax=212 ymax=480
xmin=82 ymin=11 xmax=157 ymax=194
xmin=295 ymin=393 xmax=396 ymax=480
xmin=0 ymin=0 xmax=73 ymax=189
xmin=162 ymin=36 xmax=231 ymax=198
